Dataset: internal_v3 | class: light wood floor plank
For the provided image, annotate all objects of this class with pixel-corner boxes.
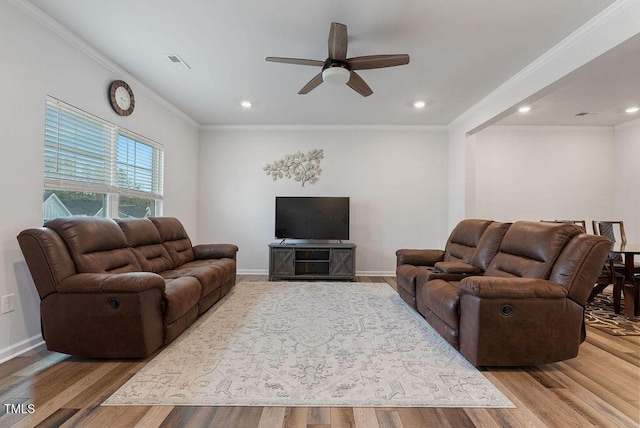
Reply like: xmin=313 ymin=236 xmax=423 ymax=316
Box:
xmin=0 ymin=362 xmax=119 ymax=427
xmin=554 ymin=359 xmax=640 ymax=422
xmin=462 ymin=408 xmax=509 ymax=428
xmin=330 ymin=407 xmax=355 ymax=428
xmin=353 ymin=407 xmax=380 ymax=428
xmin=308 ymin=406 xmax=331 ymax=425
xmin=482 ymin=371 xmax=553 ymax=427
xmin=395 ymin=407 xmax=427 ymax=428
xmin=133 ymin=406 xmax=175 ymax=428
xmin=283 ymin=406 xmax=308 ymax=428
xmin=159 ymin=406 xmax=218 ymax=427
xmin=257 ymin=406 xmax=286 ymax=428
xmin=492 ymin=369 xmax=592 ymax=427
xmin=209 ymin=406 xmax=263 ymax=428
xmin=65 ymin=405 xmax=148 ymax=428
xmin=375 ymin=408 xmax=404 ymax=428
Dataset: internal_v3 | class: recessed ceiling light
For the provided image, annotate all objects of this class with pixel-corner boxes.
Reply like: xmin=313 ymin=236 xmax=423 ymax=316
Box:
xmin=625 ymin=106 xmax=639 ymax=114
xmin=413 ymin=101 xmax=426 ymax=109
xmin=518 ymin=106 xmax=531 ymax=113
xmin=241 ymin=101 xmax=252 ymax=108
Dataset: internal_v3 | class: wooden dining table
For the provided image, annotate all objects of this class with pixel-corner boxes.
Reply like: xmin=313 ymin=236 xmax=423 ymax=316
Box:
xmin=610 ymin=242 xmax=640 ymax=318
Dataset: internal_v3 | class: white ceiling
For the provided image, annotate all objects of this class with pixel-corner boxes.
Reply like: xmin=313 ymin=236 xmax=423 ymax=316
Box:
xmin=28 ymin=0 xmax=640 ymax=127
xmin=495 ymin=31 xmax=640 ymax=126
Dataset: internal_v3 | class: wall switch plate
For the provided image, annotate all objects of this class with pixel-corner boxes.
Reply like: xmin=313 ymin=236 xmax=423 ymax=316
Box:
xmin=2 ymin=294 xmax=15 ymax=314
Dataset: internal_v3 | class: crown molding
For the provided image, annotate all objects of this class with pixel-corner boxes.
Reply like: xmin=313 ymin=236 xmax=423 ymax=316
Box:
xmin=448 ymin=0 xmax=640 ymax=133
xmin=9 ymin=0 xmax=200 ymax=129
xmin=614 ymin=116 xmax=640 ymax=130
xmin=200 ymin=124 xmax=448 ymax=132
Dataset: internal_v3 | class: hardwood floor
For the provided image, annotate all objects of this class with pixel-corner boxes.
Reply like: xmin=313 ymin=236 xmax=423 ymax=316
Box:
xmin=0 ymin=275 xmax=638 ymax=427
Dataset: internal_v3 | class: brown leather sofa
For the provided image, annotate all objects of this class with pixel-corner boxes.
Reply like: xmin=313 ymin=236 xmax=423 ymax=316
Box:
xmin=396 ymin=219 xmax=510 ymax=308
xmin=17 ymin=216 xmax=238 ymax=358
xmin=397 ymin=220 xmax=610 ymax=366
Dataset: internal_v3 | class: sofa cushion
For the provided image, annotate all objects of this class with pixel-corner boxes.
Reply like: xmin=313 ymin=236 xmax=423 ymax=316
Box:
xmin=485 ymin=221 xmax=581 ymax=279
xmin=396 ymin=264 xmax=421 ymax=297
xmin=116 ymin=218 xmax=174 ymax=273
xmin=417 ymin=278 xmax=460 ymax=336
xmin=45 ymin=217 xmax=140 ymax=273
xmin=161 ymin=263 xmax=222 ymax=298
xmin=163 ymin=276 xmax=202 ymax=324
xmin=469 ymin=222 xmax=511 ymax=270
xmin=150 ymin=217 xmax=195 ymax=267
xmin=181 ymin=259 xmax=236 ymax=286
xmin=443 ymin=219 xmax=493 ymax=263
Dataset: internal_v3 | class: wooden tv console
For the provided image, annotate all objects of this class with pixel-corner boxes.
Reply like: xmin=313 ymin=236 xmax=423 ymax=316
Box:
xmin=268 ymin=242 xmax=356 ymax=281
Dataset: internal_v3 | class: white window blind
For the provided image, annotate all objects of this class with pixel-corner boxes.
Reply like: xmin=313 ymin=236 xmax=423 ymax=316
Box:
xmin=44 ymin=98 xmax=163 ymax=199
xmin=116 ymin=132 xmax=163 ymax=198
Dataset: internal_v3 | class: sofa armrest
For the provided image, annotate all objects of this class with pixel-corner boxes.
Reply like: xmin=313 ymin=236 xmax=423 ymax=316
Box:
xmin=396 ymin=249 xmax=445 ymax=267
xmin=56 ymin=272 xmax=166 ymax=294
xmin=458 ymin=276 xmax=568 ymax=299
xmin=433 ymin=261 xmax=483 ymax=275
xmin=193 ymin=243 xmax=239 ymax=260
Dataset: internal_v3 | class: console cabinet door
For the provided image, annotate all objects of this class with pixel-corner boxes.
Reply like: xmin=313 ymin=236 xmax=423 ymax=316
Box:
xmin=329 ymin=249 xmax=355 ymax=277
xmin=270 ymin=248 xmax=295 ymax=276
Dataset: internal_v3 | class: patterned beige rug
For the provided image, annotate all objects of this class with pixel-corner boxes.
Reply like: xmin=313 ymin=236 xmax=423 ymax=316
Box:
xmin=586 ymin=289 xmax=640 ymax=336
xmin=104 ymin=282 xmax=514 ymax=408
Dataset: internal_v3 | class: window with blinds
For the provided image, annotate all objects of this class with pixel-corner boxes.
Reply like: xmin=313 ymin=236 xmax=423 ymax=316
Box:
xmin=43 ymin=97 xmax=163 ymax=219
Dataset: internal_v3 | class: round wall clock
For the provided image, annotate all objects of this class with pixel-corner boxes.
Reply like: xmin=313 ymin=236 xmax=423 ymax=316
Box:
xmin=109 ymin=80 xmax=135 ymax=116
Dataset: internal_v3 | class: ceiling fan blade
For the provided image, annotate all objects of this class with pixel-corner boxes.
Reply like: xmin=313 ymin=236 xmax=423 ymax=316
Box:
xmin=328 ymin=22 xmax=348 ymax=60
xmin=298 ymin=73 xmax=324 ymax=94
xmin=348 ymin=54 xmax=410 ymax=70
xmin=265 ymin=57 xmax=325 ymax=67
xmin=347 ymin=71 xmax=373 ymax=97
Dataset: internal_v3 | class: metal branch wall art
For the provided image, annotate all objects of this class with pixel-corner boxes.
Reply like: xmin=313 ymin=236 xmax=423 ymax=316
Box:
xmin=263 ymin=149 xmax=323 ymax=186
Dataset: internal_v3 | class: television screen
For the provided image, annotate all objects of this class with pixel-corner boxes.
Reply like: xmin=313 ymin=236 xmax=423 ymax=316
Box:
xmin=275 ymin=197 xmax=349 ymax=240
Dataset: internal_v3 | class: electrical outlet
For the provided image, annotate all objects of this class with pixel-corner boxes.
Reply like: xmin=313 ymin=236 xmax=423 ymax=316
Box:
xmin=2 ymin=294 xmax=15 ymax=314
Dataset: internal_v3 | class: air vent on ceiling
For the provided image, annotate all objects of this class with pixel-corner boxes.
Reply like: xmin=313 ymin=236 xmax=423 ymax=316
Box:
xmin=166 ymin=54 xmax=191 ymax=70
xmin=574 ymin=112 xmax=595 ymax=117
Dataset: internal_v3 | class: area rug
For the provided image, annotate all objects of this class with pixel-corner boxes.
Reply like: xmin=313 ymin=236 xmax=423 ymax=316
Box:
xmin=104 ymin=282 xmax=514 ymax=408
xmin=585 ymin=289 xmax=640 ymax=336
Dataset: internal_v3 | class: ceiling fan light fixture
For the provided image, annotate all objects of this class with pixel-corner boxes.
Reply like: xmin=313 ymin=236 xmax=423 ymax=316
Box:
xmin=322 ymin=66 xmax=350 ymax=85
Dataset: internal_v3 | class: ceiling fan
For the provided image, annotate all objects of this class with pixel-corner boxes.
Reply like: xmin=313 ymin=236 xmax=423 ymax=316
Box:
xmin=266 ymin=22 xmax=410 ymax=97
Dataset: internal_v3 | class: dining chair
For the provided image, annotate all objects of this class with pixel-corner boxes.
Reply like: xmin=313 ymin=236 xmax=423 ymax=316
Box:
xmin=590 ymin=220 xmax=627 ymax=313
xmin=592 ymin=220 xmax=626 ymax=245
xmin=592 ymin=220 xmax=637 ymax=271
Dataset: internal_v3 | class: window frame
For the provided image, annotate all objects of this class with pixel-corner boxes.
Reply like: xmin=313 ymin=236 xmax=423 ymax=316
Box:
xmin=43 ymin=97 xmax=164 ymax=219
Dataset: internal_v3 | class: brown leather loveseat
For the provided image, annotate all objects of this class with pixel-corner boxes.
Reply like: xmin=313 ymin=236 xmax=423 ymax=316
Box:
xmin=397 ymin=220 xmax=610 ymax=366
xmin=17 ymin=216 xmax=238 ymax=358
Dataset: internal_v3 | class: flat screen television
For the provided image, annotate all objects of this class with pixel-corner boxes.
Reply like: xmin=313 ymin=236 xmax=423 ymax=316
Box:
xmin=275 ymin=196 xmax=349 ymax=240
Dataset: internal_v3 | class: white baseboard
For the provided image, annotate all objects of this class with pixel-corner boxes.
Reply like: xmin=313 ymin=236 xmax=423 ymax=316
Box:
xmin=237 ymin=269 xmax=395 ymax=277
xmin=0 ymin=335 xmax=45 ymax=365
xmin=356 ymin=271 xmax=395 ymax=277
xmin=237 ymin=269 xmax=269 ymax=275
